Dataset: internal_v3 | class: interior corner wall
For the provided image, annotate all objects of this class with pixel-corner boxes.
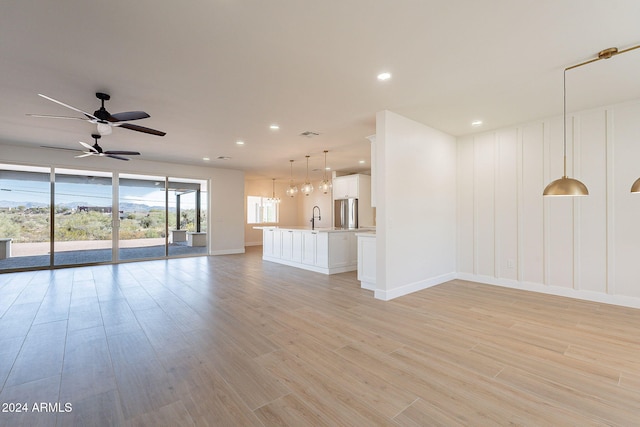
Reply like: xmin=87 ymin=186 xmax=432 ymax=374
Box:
xmin=375 ymin=110 xmax=457 ymax=301
xmin=0 ymin=143 xmax=246 ymax=256
xmin=456 ymin=99 xmax=640 ymax=308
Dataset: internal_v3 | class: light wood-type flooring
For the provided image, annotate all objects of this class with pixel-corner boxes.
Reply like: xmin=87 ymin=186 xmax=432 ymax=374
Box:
xmin=1 ymin=246 xmax=640 ymax=426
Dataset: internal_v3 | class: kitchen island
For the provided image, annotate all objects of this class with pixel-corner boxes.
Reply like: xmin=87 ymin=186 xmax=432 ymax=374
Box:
xmin=256 ymin=226 xmax=359 ymax=274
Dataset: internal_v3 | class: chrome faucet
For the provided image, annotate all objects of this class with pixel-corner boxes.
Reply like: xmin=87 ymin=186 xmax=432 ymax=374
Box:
xmin=311 ymin=205 xmax=321 ymax=230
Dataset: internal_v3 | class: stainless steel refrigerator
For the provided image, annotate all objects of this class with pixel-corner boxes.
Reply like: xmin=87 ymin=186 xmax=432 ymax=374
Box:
xmin=334 ymin=198 xmax=358 ymax=229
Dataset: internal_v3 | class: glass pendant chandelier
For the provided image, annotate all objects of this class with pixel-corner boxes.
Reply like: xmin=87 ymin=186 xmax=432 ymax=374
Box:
xmin=285 ymin=160 xmax=298 ymax=197
xmin=318 ymin=150 xmax=332 ymax=194
xmin=268 ymin=178 xmax=281 ymax=203
xmin=300 ymin=155 xmax=314 ymax=196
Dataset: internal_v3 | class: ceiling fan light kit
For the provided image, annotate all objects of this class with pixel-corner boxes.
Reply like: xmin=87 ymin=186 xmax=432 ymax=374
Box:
xmin=543 ymin=43 xmax=640 ymax=197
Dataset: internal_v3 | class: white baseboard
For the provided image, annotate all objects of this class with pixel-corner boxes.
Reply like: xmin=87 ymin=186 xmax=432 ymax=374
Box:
xmin=456 ymin=273 xmax=640 ymax=309
xmin=245 ymin=241 xmax=262 ymax=247
xmin=374 ymin=272 xmax=456 ymax=301
xmin=210 ymin=248 xmax=245 ymax=255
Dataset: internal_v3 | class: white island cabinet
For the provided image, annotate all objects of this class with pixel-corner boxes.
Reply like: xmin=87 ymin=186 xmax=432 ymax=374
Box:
xmin=356 ymin=232 xmax=376 ymax=290
xmin=257 ymin=227 xmax=357 ymax=274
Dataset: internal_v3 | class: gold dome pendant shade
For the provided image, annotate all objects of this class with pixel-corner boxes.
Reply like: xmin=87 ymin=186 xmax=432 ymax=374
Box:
xmin=543 ymin=176 xmax=589 ymax=196
xmin=631 ymin=177 xmax=640 ymax=193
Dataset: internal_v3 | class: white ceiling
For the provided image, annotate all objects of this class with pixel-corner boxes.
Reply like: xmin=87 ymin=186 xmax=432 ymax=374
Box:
xmin=1 ymin=1 xmax=639 ymax=181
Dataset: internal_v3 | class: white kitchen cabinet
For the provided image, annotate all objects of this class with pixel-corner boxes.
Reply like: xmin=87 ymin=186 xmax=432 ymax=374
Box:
xmin=302 ymin=231 xmax=316 ymax=265
xmin=328 ymin=232 xmax=357 ymax=268
xmin=281 ymin=229 xmax=302 ymax=261
xmin=280 ymin=229 xmax=293 ymax=260
xmin=332 ymin=174 xmax=374 ymax=227
xmin=263 ymin=228 xmax=277 ymax=257
xmin=357 ymin=232 xmax=376 ymax=290
xmin=332 ymin=175 xmax=359 ymax=199
xmin=315 ymin=233 xmax=329 ymax=268
xmin=260 ymin=227 xmax=355 ymax=274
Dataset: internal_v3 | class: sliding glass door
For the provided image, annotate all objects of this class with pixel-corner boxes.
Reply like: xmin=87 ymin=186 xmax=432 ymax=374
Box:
xmin=118 ymin=174 xmax=167 ymax=261
xmin=53 ymin=169 xmax=113 ymax=266
xmin=0 ymin=164 xmax=208 ymax=271
xmin=0 ymin=164 xmax=51 ymax=271
xmin=167 ymin=177 xmax=208 ymax=257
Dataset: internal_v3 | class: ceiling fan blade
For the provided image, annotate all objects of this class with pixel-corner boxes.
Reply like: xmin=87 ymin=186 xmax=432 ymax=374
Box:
xmin=104 ymin=150 xmax=140 ymax=155
xmin=106 ymin=154 xmax=130 ymax=161
xmin=109 ymin=111 xmax=150 ymax=122
xmin=75 ymin=152 xmax=94 ymax=158
xmin=40 ymin=145 xmax=83 ymax=152
xmin=27 ymin=114 xmax=89 ymax=121
xmin=117 ymin=123 xmax=166 ymax=136
xmin=38 ymin=94 xmax=99 ymax=121
xmin=78 ymin=141 xmax=98 ymax=152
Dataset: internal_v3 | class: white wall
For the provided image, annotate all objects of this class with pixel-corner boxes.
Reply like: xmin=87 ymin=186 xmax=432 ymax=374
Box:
xmin=457 ymin=99 xmax=640 ymax=308
xmin=376 ymin=110 xmax=457 ymax=300
xmin=0 ymin=143 xmax=245 ymax=255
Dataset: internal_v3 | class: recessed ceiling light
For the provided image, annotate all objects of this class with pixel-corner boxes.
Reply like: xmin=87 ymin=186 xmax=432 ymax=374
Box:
xmin=359 ymin=160 xmax=366 ymax=164
xmin=236 ymin=140 xmax=245 ymax=145
xmin=325 ymin=167 xmax=331 ymax=171
xmin=270 ymin=124 xmax=280 ymax=130
xmin=471 ymin=120 xmax=483 ymax=127
xmin=203 ymin=157 xmax=210 ymax=161
xmin=377 ymin=72 xmax=392 ymax=81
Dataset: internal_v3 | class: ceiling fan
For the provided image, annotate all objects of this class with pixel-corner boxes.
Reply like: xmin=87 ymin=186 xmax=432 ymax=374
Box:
xmin=28 ymin=92 xmax=166 ymax=137
xmin=75 ymin=134 xmax=141 ymax=161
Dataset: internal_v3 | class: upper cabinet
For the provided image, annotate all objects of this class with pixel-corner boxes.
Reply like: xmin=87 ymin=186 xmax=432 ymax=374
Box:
xmin=332 ymin=174 xmax=371 ymax=200
xmin=332 ymin=174 xmax=374 ymax=227
xmin=332 ymin=174 xmax=361 ymax=199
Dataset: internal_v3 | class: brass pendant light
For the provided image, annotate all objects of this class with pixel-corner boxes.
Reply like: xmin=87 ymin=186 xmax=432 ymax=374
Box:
xmin=285 ymin=160 xmax=298 ymax=197
xmin=300 ymin=155 xmax=314 ymax=196
xmin=544 ymin=44 xmax=640 ymax=196
xmin=318 ymin=150 xmax=331 ymax=194
xmin=543 ymin=67 xmax=589 ymax=196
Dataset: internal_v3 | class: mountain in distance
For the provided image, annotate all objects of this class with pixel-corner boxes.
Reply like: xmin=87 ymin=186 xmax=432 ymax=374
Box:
xmin=0 ymin=200 xmax=48 ymax=209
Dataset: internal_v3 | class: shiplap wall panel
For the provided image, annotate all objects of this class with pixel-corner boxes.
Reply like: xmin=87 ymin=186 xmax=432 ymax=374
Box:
xmin=578 ymin=110 xmax=607 ymax=293
xmin=457 ymin=99 xmax=640 ymax=307
xmin=457 ymin=136 xmax=475 ymax=274
xmin=612 ymin=102 xmax=640 ymax=298
xmin=496 ymin=129 xmax=518 ymax=281
xmin=521 ymin=123 xmax=545 ymax=285
xmin=474 ymin=133 xmax=496 ymax=278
